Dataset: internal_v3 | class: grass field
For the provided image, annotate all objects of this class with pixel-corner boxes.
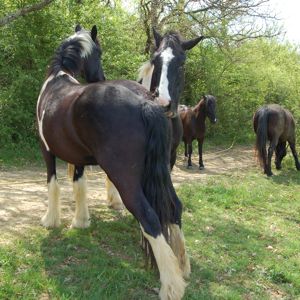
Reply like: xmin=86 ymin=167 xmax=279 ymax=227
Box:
xmin=0 ymin=156 xmax=300 ymax=299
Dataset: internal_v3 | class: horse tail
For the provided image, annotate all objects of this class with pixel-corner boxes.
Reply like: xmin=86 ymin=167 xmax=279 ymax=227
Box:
xmin=255 ymin=108 xmax=269 ymax=166
xmin=140 ymin=102 xmax=173 ymax=262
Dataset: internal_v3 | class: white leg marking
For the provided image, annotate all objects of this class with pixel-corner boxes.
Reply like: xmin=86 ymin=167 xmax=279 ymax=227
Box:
xmin=158 ymin=47 xmax=174 ymax=106
xmin=71 ymin=176 xmax=90 ymax=228
xmin=41 ymin=176 xmax=61 ymax=228
xmin=141 ymin=227 xmax=186 ymax=300
xmin=169 ymin=224 xmax=191 ymax=279
xmin=106 ymin=176 xmax=124 ymax=210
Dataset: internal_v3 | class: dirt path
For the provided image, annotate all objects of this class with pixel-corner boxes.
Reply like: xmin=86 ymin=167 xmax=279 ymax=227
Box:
xmin=0 ymin=146 xmax=256 ymax=236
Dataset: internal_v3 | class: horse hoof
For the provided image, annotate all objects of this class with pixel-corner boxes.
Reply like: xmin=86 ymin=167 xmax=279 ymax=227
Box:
xmin=187 ymin=165 xmax=192 ymax=169
xmin=199 ymin=165 xmax=204 ymax=170
xmin=267 ymin=172 xmax=273 ymax=177
xmin=41 ymin=214 xmax=61 ymax=228
xmin=71 ymin=218 xmax=91 ymax=229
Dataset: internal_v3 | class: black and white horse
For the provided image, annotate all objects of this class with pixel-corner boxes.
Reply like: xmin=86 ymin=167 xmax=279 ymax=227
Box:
xmin=37 ymin=25 xmax=189 ymax=299
xmin=106 ymin=29 xmax=204 ymax=210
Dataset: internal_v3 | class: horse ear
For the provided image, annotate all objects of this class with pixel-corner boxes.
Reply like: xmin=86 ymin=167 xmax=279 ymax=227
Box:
xmin=75 ymin=24 xmax=82 ymax=32
xmin=91 ymin=25 xmax=98 ymax=41
xmin=153 ymin=27 xmax=162 ymax=49
xmin=182 ymin=36 xmax=205 ymax=51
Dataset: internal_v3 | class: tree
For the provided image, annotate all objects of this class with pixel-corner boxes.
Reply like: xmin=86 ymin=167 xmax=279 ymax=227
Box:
xmin=138 ymin=0 xmax=281 ymax=54
xmin=0 ymin=0 xmax=54 ymax=27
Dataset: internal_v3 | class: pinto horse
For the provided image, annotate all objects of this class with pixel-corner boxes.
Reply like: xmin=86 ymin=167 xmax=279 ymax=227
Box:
xmin=138 ymin=29 xmax=204 ymax=168
xmin=253 ymin=104 xmax=300 ymax=176
xmin=179 ymin=95 xmax=217 ymax=169
xmin=106 ymin=29 xmax=204 ymax=209
xmin=37 ymin=25 xmax=189 ymax=299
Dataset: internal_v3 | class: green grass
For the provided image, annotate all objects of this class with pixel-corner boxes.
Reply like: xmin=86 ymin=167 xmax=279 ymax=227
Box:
xmin=1 ymin=159 xmax=300 ymax=299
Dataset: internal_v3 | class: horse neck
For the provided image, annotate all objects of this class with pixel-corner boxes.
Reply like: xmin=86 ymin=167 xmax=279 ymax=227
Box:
xmin=193 ymin=99 xmax=206 ymax=120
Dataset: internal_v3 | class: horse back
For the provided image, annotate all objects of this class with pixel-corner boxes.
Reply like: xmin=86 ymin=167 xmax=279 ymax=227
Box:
xmin=254 ymin=104 xmax=295 ymax=143
xmin=40 ymin=80 xmax=148 ymax=164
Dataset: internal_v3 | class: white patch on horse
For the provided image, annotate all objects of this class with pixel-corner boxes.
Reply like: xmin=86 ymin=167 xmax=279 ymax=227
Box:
xmin=36 ymin=75 xmax=54 ymax=151
xmin=68 ymin=31 xmax=93 ymax=58
xmin=41 ymin=175 xmax=61 ymax=228
xmin=56 ymin=70 xmax=80 ymax=84
xmin=158 ymin=47 xmax=174 ymax=106
xmin=137 ymin=61 xmax=154 ymax=91
xmin=71 ymin=176 xmax=90 ymax=228
xmin=39 ymin=110 xmax=50 ymax=151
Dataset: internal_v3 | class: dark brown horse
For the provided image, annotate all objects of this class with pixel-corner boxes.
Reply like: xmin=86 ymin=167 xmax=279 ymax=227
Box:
xmin=37 ymin=25 xmax=189 ymax=299
xmin=179 ymin=95 xmax=217 ymax=169
xmin=253 ymin=104 xmax=300 ymax=176
xmin=106 ymin=29 xmax=204 ymax=211
xmin=138 ymin=29 xmax=205 ymax=168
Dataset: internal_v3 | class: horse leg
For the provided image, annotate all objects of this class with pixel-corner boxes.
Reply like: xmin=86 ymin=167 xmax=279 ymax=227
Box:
xmin=124 ymin=191 xmax=185 ymax=300
xmin=275 ymin=142 xmax=286 ymax=170
xmin=71 ymin=166 xmax=91 ymax=228
xmin=197 ymin=138 xmax=204 ymax=170
xmin=288 ymin=141 xmax=300 ymax=170
xmin=41 ymin=150 xmax=61 ymax=228
xmin=187 ymin=143 xmax=193 ymax=168
xmin=184 ymin=141 xmax=188 ymax=158
xmin=104 ymin=169 xmax=186 ymax=300
xmin=266 ymin=141 xmax=276 ymax=176
xmin=169 ymin=186 xmax=190 ymax=279
xmin=105 ymin=176 xmax=124 ymax=210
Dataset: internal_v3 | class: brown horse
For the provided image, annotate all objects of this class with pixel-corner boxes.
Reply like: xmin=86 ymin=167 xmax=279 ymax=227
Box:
xmin=253 ymin=104 xmax=300 ymax=176
xmin=37 ymin=25 xmax=189 ymax=299
xmin=179 ymin=95 xmax=217 ymax=169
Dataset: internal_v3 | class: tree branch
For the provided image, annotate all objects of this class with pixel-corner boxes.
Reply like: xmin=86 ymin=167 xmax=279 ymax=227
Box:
xmin=0 ymin=0 xmax=54 ymax=27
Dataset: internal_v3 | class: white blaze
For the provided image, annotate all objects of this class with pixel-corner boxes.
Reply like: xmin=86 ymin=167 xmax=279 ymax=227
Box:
xmin=158 ymin=47 xmax=174 ymax=106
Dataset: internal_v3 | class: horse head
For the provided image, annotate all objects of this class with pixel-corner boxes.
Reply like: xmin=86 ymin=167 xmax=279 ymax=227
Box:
xmin=74 ymin=25 xmax=106 ymax=82
xmin=139 ymin=29 xmax=204 ymax=118
xmin=47 ymin=25 xmax=106 ymax=82
xmin=204 ymin=95 xmax=217 ymax=124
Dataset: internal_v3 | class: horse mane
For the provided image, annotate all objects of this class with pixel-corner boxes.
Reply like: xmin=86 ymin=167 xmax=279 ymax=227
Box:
xmin=137 ymin=61 xmax=154 ymax=87
xmin=47 ymin=31 xmax=94 ymax=77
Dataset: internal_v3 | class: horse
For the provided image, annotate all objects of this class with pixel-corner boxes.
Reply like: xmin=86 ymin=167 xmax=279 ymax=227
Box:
xmin=106 ymin=28 xmax=204 ymax=209
xmin=253 ymin=104 xmax=300 ymax=176
xmin=138 ymin=28 xmax=205 ymax=168
xmin=179 ymin=95 xmax=217 ymax=169
xmin=37 ymin=25 xmax=189 ymax=299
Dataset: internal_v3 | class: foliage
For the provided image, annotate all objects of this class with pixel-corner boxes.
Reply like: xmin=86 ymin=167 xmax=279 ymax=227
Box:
xmin=183 ymin=39 xmax=300 ymax=142
xmin=0 ymin=0 xmax=300 ymax=161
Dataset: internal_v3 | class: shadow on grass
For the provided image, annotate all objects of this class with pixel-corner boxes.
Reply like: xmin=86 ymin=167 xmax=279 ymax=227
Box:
xmin=270 ymin=168 xmax=300 ymax=185
xmin=40 ymin=211 xmax=159 ymax=300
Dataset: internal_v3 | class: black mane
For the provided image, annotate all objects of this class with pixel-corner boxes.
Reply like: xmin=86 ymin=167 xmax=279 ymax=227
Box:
xmin=47 ymin=33 xmax=92 ymax=77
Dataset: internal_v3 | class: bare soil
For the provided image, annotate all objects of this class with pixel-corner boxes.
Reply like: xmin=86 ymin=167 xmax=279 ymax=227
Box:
xmin=0 ymin=146 xmax=256 ymax=236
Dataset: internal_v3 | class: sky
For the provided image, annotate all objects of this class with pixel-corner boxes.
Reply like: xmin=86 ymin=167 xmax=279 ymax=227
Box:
xmin=270 ymin=0 xmax=300 ymax=44
xmin=121 ymin=0 xmax=300 ymax=44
